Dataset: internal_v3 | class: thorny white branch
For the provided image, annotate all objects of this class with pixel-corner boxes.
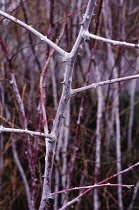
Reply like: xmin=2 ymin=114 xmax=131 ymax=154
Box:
xmin=39 ymin=1 xmax=97 ymax=209
xmin=84 ymin=31 xmax=139 ymax=48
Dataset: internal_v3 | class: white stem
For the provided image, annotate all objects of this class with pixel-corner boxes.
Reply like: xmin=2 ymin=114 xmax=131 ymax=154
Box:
xmin=51 ymin=58 xmax=58 ymax=110
xmin=61 ymin=101 xmax=70 ymax=205
xmin=128 ymin=80 xmax=136 ymax=148
xmin=94 ymin=66 xmax=104 ymax=210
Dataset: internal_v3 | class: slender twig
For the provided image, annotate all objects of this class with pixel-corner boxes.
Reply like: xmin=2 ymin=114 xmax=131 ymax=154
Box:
xmin=39 ymin=20 xmax=67 ymax=134
xmin=11 ymin=137 xmax=32 ymax=210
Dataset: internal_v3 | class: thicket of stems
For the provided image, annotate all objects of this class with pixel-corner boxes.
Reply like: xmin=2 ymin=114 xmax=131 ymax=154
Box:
xmin=0 ymin=0 xmax=139 ymax=209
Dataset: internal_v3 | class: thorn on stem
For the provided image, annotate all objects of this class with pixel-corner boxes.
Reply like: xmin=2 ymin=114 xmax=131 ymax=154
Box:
xmin=60 ymin=81 xmax=65 ymax=85
xmin=79 ymin=21 xmax=83 ymax=25
xmin=95 ymin=2 xmax=98 ymax=6
xmin=61 ymin=57 xmax=68 ymax=62
xmin=79 ymin=44 xmax=83 ymax=49
xmin=50 ymin=119 xmax=55 ymax=121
